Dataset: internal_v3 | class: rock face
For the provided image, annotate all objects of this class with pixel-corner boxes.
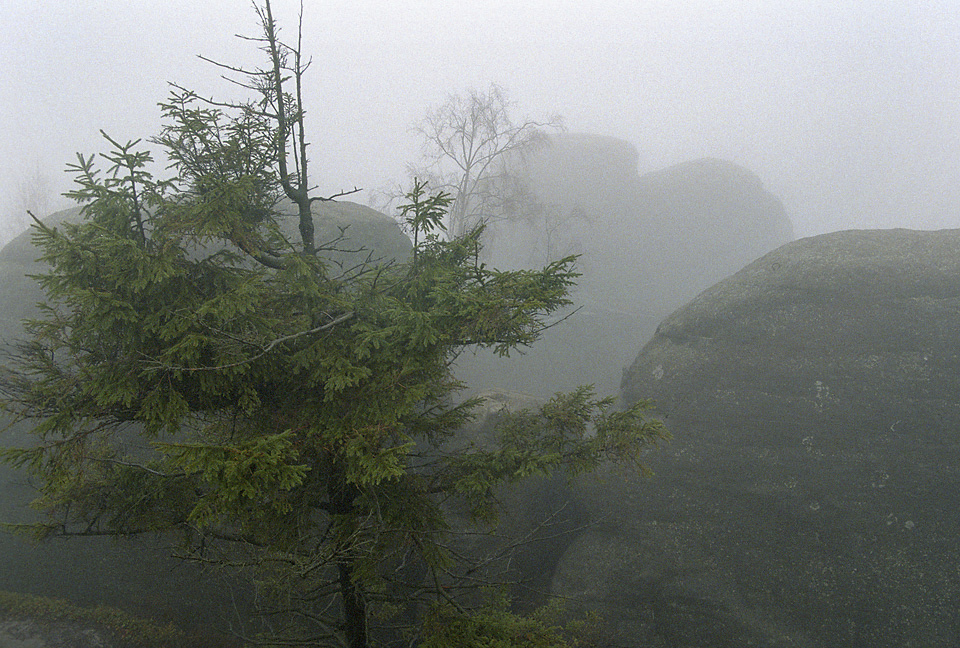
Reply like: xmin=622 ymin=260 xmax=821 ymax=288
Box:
xmin=465 ymin=135 xmax=794 ymax=399
xmin=498 ymin=135 xmax=794 ymax=314
xmin=0 ymin=201 xmax=410 ymax=629
xmin=557 ymin=229 xmax=960 ymax=647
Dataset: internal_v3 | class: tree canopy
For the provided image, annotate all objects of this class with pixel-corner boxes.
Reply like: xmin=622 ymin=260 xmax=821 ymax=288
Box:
xmin=0 ymin=3 xmax=667 ymax=647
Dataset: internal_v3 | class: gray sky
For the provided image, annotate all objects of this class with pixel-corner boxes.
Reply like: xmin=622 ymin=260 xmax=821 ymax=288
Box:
xmin=2 ymin=0 xmax=958 ymax=242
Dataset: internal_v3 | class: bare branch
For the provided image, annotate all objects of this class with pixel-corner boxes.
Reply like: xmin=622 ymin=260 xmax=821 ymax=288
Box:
xmin=308 ymin=187 xmax=363 ymax=203
xmin=196 ymin=53 xmax=262 ymax=77
xmin=261 ymin=311 xmax=355 ymax=353
xmin=94 ymin=456 xmax=186 ymax=478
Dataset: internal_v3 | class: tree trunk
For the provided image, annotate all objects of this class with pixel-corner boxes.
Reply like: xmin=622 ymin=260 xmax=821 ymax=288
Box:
xmin=338 ymin=557 xmax=368 ymax=648
xmin=328 ymin=460 xmax=367 ymax=648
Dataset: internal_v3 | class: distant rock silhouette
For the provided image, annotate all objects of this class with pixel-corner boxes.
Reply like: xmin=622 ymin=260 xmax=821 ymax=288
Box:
xmin=497 ymin=134 xmax=793 ymax=312
xmin=466 ymin=134 xmax=794 ymax=397
xmin=625 ymin=156 xmax=794 ymax=309
xmin=559 ymin=228 xmax=960 ymax=647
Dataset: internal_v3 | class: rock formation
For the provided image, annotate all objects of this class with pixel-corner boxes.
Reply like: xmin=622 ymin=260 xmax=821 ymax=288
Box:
xmin=0 ymin=201 xmax=411 ymax=341
xmin=558 ymin=228 xmax=960 ymax=647
xmin=497 ymin=135 xmax=793 ymax=313
xmin=625 ymin=157 xmax=794 ymax=309
xmin=464 ymin=134 xmax=794 ymax=398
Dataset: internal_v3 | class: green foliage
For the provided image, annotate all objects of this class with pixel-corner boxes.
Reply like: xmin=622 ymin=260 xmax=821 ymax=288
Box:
xmin=0 ymin=590 xmax=188 ymax=648
xmin=419 ymin=590 xmax=608 ymax=648
xmin=400 ymin=177 xmax=452 ymax=252
xmin=0 ymin=3 xmax=666 ymax=646
xmin=445 ymin=387 xmax=667 ymax=524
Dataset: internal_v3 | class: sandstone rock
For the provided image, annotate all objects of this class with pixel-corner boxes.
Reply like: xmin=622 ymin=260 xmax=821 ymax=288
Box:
xmin=521 ymin=133 xmax=641 ymax=210
xmin=627 ymin=157 xmax=794 ymax=310
xmin=558 ymin=228 xmax=960 ymax=647
xmin=464 ymin=135 xmax=793 ymax=399
xmin=306 ymin=198 xmax=411 ymax=268
xmin=497 ymin=135 xmax=793 ymax=314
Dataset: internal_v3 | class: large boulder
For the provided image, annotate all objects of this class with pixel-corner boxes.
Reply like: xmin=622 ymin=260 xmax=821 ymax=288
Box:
xmin=497 ymin=135 xmax=794 ymax=315
xmin=308 ymin=198 xmax=412 ymax=267
xmin=464 ymin=135 xmax=794 ymax=398
xmin=555 ymin=229 xmax=960 ymax=647
xmin=624 ymin=157 xmax=794 ymax=310
xmin=0 ymin=201 xmax=410 ymax=630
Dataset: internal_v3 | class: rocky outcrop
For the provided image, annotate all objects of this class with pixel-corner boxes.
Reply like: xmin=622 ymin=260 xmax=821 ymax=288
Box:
xmin=498 ymin=135 xmax=793 ymax=314
xmin=308 ymin=199 xmax=411 ymax=268
xmin=557 ymin=228 xmax=960 ymax=647
xmin=520 ymin=133 xmax=641 ymax=210
xmin=626 ymin=157 xmax=794 ymax=309
xmin=466 ymin=135 xmax=794 ymax=398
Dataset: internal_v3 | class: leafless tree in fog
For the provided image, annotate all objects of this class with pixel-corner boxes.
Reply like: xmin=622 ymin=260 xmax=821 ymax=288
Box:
xmin=15 ymin=162 xmax=52 ymax=220
xmin=409 ymin=84 xmax=563 ymax=240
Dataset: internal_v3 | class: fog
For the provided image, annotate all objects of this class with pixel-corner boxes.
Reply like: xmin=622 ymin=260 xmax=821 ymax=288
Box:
xmin=2 ymin=4 xmax=960 ymax=644
xmin=1 ymin=0 xmax=957 ymax=244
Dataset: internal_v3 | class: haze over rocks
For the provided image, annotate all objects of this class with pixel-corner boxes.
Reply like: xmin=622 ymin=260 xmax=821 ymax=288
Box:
xmin=465 ymin=134 xmax=795 ymax=398
xmin=572 ymin=228 xmax=960 ymax=647
xmin=502 ymin=134 xmax=794 ymax=314
xmin=4 ymin=132 xmax=957 ymax=647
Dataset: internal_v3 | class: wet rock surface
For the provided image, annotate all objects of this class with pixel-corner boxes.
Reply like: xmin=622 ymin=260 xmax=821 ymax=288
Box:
xmin=559 ymin=229 xmax=960 ymax=647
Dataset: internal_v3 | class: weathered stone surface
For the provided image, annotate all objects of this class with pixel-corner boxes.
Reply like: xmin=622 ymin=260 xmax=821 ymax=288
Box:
xmin=558 ymin=229 xmax=960 ymax=647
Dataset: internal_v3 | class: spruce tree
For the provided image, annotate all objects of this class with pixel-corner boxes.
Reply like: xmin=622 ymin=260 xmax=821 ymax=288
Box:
xmin=0 ymin=3 xmax=667 ymax=646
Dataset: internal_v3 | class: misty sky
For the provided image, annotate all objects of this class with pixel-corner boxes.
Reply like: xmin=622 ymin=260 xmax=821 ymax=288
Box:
xmin=2 ymin=0 xmax=957 ymax=244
